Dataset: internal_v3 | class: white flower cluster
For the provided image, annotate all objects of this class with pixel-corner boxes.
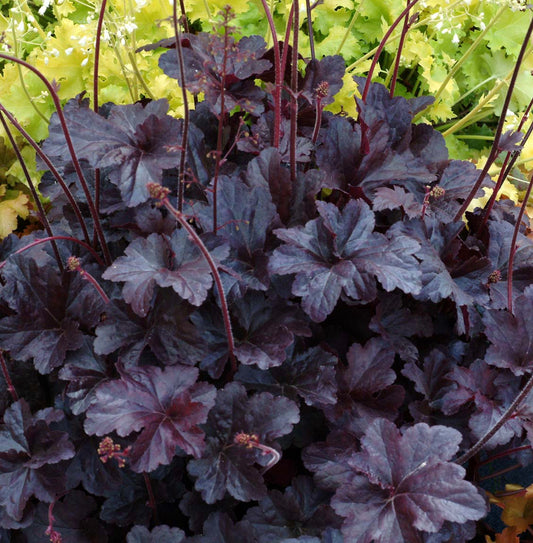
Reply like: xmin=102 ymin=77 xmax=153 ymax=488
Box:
xmin=425 ymin=1 xmax=489 ymax=46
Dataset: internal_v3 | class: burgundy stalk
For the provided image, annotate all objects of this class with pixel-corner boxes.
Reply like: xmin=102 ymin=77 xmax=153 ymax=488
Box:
xmin=289 ymin=0 xmax=300 ymax=182
xmin=0 ymin=112 xmax=63 ymax=272
xmin=0 ymin=350 xmax=18 ymax=402
xmin=0 ymin=53 xmax=112 ymax=266
xmin=454 ymin=16 xmax=533 ymax=222
xmin=172 ymin=0 xmax=190 ymax=212
xmin=0 ymin=103 xmax=92 ymax=245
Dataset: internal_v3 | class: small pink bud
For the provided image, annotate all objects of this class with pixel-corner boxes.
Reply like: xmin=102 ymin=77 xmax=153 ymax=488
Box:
xmin=315 ymin=81 xmax=330 ymax=99
xmin=146 ymin=182 xmax=171 ymax=201
xmin=487 ymin=270 xmax=502 ymax=284
xmin=66 ymin=256 xmax=81 ymax=271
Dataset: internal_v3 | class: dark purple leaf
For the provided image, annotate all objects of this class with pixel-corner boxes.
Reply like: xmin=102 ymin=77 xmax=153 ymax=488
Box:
xmin=0 ymin=253 xmax=105 ymax=374
xmin=331 ymin=419 xmax=487 ymax=542
xmin=269 ymin=200 xmax=421 ymax=321
xmin=324 ymin=338 xmax=404 ymax=432
xmin=179 ymin=490 xmax=240 ymax=533
xmin=355 ymin=77 xmax=435 ymax=150
xmin=187 ymin=383 xmax=299 ymax=503
xmin=486 ymin=219 xmax=533 ymax=309
xmin=0 ymin=399 xmax=75 ymax=523
xmin=391 ymin=217 xmax=490 ymax=333
xmin=232 ymin=291 xmax=310 ymax=370
xmin=369 ymin=293 xmax=432 ymax=363
xmin=193 ymin=175 xmax=277 ymax=293
xmin=98 ymin=460 xmax=185 ymax=528
xmin=238 ymin=113 xmax=314 ymax=163
xmin=99 ymin=470 xmax=154 ymax=527
xmin=43 ymin=97 xmax=182 ymax=207
xmin=300 ymin=56 xmax=345 ymax=106
xmin=315 ymin=116 xmax=362 ymax=190
xmin=315 ymin=78 xmax=445 ymax=199
xmin=22 ymin=490 xmax=107 ymax=543
xmin=246 ymin=148 xmax=292 ymax=224
xmin=302 ymin=430 xmax=360 ymax=491
xmin=430 ymin=160 xmax=491 ymax=224
xmin=159 ymin=33 xmax=271 ymax=115
xmin=498 ymin=129 xmax=524 ymax=153
xmin=84 ymin=364 xmax=216 ymax=472
xmin=402 ymin=347 xmax=463 ymax=416
xmin=483 ymin=286 xmax=533 ymax=375
xmin=244 ymin=476 xmax=341 ymax=541
xmin=58 ymin=337 xmax=110 ymax=415
xmin=66 ymin=435 xmax=122 ymax=498
xmin=442 ymin=360 xmax=522 ymax=448
xmin=126 ymin=524 xmax=186 ymax=543
xmin=94 ymin=293 xmax=205 ymax=366
xmin=422 ymin=521 xmax=476 ymax=543
xmin=236 ymin=345 xmax=338 ymax=407
xmin=103 ymin=231 xmax=228 ymax=316
xmin=187 ymin=512 xmax=255 ymax=543
xmin=373 ymin=186 xmax=422 ymax=218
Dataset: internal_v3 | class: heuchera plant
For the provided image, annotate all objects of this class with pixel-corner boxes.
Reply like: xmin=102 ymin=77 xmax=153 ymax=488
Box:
xmin=0 ymin=0 xmax=533 ymax=541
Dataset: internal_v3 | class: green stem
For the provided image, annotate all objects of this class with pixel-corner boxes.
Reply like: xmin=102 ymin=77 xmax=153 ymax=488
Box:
xmin=127 ymin=51 xmax=155 ymax=100
xmin=11 ymin=20 xmax=48 ymax=123
xmin=334 ymin=0 xmax=365 ymax=56
xmin=443 ymin=42 xmax=533 ymax=138
xmin=346 ymin=0 xmax=466 ymax=73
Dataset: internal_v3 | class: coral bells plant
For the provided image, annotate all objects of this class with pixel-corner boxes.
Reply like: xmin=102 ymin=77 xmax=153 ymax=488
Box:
xmin=1 ymin=0 xmax=533 ymax=541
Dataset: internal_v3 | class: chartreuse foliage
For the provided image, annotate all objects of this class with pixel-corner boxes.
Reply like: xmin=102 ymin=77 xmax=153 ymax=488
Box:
xmin=0 ymin=0 xmax=533 ymax=541
xmin=0 ymin=0 xmax=532 ymax=237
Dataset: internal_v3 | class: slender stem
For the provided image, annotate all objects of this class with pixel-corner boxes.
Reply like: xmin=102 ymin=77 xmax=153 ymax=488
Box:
xmin=345 ymin=0 xmax=468 ymax=72
xmin=441 ymin=97 xmax=505 ymax=137
xmin=93 ymin=0 xmax=108 ymax=242
xmin=453 ymin=18 xmax=533 ymax=222
xmin=45 ymin=500 xmax=62 ymax=543
xmin=479 ymin=445 xmax=531 ymax=466
xmin=67 ymin=257 xmax=110 ymax=304
xmin=143 ymin=472 xmax=158 ymax=523
xmin=179 ymin=0 xmax=190 ymax=33
xmin=389 ymin=1 xmax=412 ymax=98
xmin=112 ymin=44 xmax=136 ymax=102
xmin=0 ymin=236 xmax=105 ymax=269
xmin=479 ymin=108 xmax=533 ymax=232
xmin=0 ymin=53 xmax=112 ymax=266
xmin=335 ymin=0 xmax=365 ymax=56
xmin=414 ymin=5 xmax=506 ymax=122
xmin=93 ymin=0 xmax=108 ymax=114
xmin=311 ymin=98 xmax=322 ymax=144
xmin=456 ymin=372 xmax=533 ymax=465
xmin=148 ymin=184 xmax=237 ymax=373
xmin=0 ymin=350 xmax=18 ymax=402
xmin=212 ymin=14 xmax=230 ymax=233
xmin=172 ymin=0 xmax=190 ymax=212
xmin=281 ymin=4 xmax=295 ymax=88
xmin=479 ymin=463 xmax=522 ymax=482
xmin=289 ymin=0 xmax=299 ymax=182
xmin=259 ymin=0 xmax=282 ymax=147
xmin=0 ymin=112 xmax=63 ymax=272
xmin=305 ymin=0 xmax=315 ymax=63
xmin=507 ymin=170 xmax=533 ymax=313
xmin=11 ymin=20 xmax=48 ymax=124
xmin=127 ymin=51 xmax=155 ymax=100
xmin=361 ymin=0 xmax=422 ymax=103
xmin=0 ymin=103 xmax=92 ymax=245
